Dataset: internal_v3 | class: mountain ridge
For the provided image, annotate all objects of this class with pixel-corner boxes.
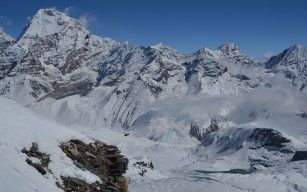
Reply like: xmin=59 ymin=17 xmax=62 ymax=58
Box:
xmin=0 ymin=8 xmax=306 ymax=137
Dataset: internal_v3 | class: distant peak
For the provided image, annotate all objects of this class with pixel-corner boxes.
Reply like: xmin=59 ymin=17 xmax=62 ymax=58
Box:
xmin=37 ymin=8 xmax=61 ymax=16
xmin=218 ymin=43 xmax=247 ymax=57
xmin=289 ymin=44 xmax=305 ymax=51
xmin=265 ymin=44 xmax=307 ymax=69
xmin=195 ymin=47 xmax=220 ymax=59
xmin=32 ymin=8 xmax=71 ymax=23
xmin=150 ymin=43 xmax=178 ymax=52
xmin=151 ymin=43 xmax=167 ymax=49
xmin=218 ymin=43 xmax=241 ymax=53
xmin=198 ymin=47 xmax=212 ymax=52
xmin=218 ymin=43 xmax=254 ymax=64
xmin=17 ymin=8 xmax=88 ymax=41
xmin=281 ymin=44 xmax=307 ymax=56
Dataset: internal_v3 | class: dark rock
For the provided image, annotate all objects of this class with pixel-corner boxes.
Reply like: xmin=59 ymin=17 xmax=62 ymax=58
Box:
xmin=297 ymin=112 xmax=307 ymax=119
xmin=235 ymin=74 xmax=250 ymax=81
xmin=202 ymin=128 xmax=292 ymax=154
xmin=60 ymin=176 xmax=122 ymax=192
xmin=26 ymin=158 xmax=47 ymax=175
xmin=133 ymin=161 xmax=154 ymax=170
xmin=183 ymin=59 xmax=227 ymax=82
xmin=30 ymin=142 xmax=39 ymax=153
xmin=132 ymin=160 xmax=154 ymax=177
xmin=249 ymin=158 xmax=275 ymax=168
xmin=189 ymin=122 xmax=204 ymax=141
xmin=292 ymin=151 xmax=307 ymax=161
xmin=190 ymin=118 xmax=220 ymax=141
xmin=22 ymin=142 xmax=50 ymax=175
xmin=139 ymin=169 xmax=147 ymax=176
xmin=60 ymin=139 xmax=129 ymax=192
xmin=205 ymin=118 xmax=220 ymax=135
xmin=247 ymin=128 xmax=291 ymax=151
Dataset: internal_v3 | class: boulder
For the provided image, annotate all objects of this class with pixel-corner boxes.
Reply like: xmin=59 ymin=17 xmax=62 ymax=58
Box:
xmin=60 ymin=139 xmax=128 ymax=192
xmin=22 ymin=142 xmax=50 ymax=175
xmin=292 ymin=151 xmax=307 ymax=161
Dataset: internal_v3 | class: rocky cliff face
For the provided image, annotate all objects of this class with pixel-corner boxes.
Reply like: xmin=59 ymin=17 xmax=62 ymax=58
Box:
xmin=218 ymin=43 xmax=254 ymax=65
xmin=22 ymin=140 xmax=129 ymax=192
xmin=60 ymin=140 xmax=128 ymax=192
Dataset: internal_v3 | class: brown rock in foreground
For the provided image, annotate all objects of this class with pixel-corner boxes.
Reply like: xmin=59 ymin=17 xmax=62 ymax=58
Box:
xmin=60 ymin=139 xmax=129 ymax=192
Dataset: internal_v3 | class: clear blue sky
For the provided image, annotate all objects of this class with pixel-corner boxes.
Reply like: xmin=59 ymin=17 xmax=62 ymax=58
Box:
xmin=0 ymin=0 xmax=306 ymax=58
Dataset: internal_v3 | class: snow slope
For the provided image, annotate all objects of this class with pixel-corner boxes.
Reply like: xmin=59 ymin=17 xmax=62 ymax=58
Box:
xmin=1 ymin=96 xmax=307 ymax=192
xmin=0 ymin=96 xmax=101 ymax=192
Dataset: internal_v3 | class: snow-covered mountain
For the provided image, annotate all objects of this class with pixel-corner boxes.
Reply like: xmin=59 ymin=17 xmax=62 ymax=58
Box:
xmin=1 ymin=8 xmax=307 ymax=192
xmin=266 ymin=44 xmax=307 ymax=92
xmin=0 ymin=9 xmax=261 ymax=132
xmin=0 ymin=30 xmax=13 ymax=50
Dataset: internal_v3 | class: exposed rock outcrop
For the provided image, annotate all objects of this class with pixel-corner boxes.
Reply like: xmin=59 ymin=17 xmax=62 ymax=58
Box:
xmin=292 ymin=151 xmax=307 ymax=161
xmin=60 ymin=139 xmax=128 ymax=192
xmin=60 ymin=176 xmax=124 ymax=192
xmin=21 ymin=140 xmax=128 ymax=192
xmin=189 ymin=122 xmax=204 ymax=141
xmin=248 ymin=128 xmax=291 ymax=151
xmin=202 ymin=128 xmax=291 ymax=153
xmin=200 ymin=127 xmax=296 ymax=168
xmin=132 ymin=160 xmax=154 ymax=176
xmin=190 ymin=118 xmax=221 ymax=141
xmin=21 ymin=142 xmax=50 ymax=175
xmin=297 ymin=111 xmax=307 ymax=119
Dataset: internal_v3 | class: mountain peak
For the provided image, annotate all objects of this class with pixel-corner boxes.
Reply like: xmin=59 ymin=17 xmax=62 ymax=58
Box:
xmin=291 ymin=44 xmax=304 ymax=49
xmin=151 ymin=43 xmax=176 ymax=50
xmin=287 ymin=44 xmax=306 ymax=54
xmin=268 ymin=44 xmax=307 ymax=65
xmin=217 ymin=43 xmax=254 ymax=64
xmin=17 ymin=8 xmax=88 ymax=41
xmin=194 ymin=47 xmax=221 ymax=59
xmin=150 ymin=43 xmax=179 ymax=54
xmin=218 ymin=43 xmax=241 ymax=55
xmin=265 ymin=44 xmax=307 ymax=77
xmin=36 ymin=8 xmax=62 ymax=17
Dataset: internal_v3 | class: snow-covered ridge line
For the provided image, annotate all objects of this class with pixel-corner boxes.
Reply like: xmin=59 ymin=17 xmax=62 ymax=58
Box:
xmin=0 ymin=8 xmax=307 ymax=137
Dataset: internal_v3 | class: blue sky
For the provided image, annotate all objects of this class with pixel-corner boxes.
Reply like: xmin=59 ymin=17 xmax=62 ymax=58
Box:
xmin=0 ymin=0 xmax=306 ymax=58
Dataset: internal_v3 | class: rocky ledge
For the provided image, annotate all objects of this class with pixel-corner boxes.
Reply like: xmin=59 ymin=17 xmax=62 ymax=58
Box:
xmin=22 ymin=142 xmax=51 ymax=175
xmin=22 ymin=140 xmax=129 ymax=192
xmin=60 ymin=139 xmax=128 ymax=192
